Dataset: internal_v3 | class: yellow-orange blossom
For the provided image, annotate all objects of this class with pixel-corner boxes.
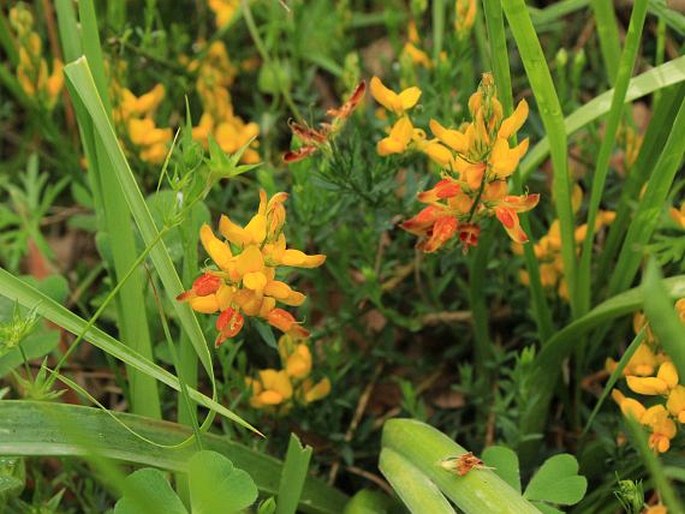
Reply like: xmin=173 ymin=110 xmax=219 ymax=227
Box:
xmin=177 ymin=190 xmax=325 ymax=346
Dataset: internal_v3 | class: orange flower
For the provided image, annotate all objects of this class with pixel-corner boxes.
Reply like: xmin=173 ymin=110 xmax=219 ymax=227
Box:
xmin=177 ymin=190 xmax=324 ymax=344
xmin=401 ymin=74 xmax=539 ymax=251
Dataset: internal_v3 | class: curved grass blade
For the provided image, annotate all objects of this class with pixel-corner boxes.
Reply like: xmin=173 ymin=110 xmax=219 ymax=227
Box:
xmin=582 ymin=328 xmax=646 ymax=435
xmin=520 ymin=55 xmax=685 ymax=181
xmin=0 ymin=401 xmax=347 ymax=514
xmin=607 ymin=95 xmax=685 ymax=296
xmin=62 ymin=57 xmax=214 ymax=381
xmin=379 ymin=447 xmax=456 ymax=514
xmin=0 ymin=268 xmax=259 ymax=435
xmin=643 ymin=261 xmax=685 ymax=380
xmin=382 ymin=419 xmax=541 ymax=513
xmin=518 ymin=275 xmax=685 ymax=453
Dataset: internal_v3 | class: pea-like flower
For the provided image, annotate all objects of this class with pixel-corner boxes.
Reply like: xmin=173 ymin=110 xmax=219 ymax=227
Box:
xmin=177 ymin=190 xmax=325 ymax=345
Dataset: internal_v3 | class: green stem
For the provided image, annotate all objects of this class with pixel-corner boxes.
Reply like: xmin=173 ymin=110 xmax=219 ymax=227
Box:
xmin=502 ymin=0 xmax=578 ymax=319
xmin=483 ymin=0 xmax=554 ymax=342
xmin=590 ymin=0 xmax=622 ymax=85
xmin=240 ymin=0 xmax=302 ymax=121
xmin=577 ymin=0 xmax=648 ymax=315
xmin=432 ymin=0 xmax=446 ymax=63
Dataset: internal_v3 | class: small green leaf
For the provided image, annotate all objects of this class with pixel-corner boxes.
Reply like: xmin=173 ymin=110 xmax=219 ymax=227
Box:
xmin=258 ymin=60 xmax=291 ymax=94
xmin=188 ymin=450 xmax=258 ymax=514
xmin=114 ymin=468 xmax=187 ymax=514
xmin=524 ymin=454 xmax=587 ymax=506
xmin=276 ymin=434 xmax=313 ymax=514
xmin=482 ymin=446 xmax=521 ymax=493
xmin=258 ymin=497 xmax=277 ymax=514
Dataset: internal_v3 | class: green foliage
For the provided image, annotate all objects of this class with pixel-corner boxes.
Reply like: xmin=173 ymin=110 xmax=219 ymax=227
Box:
xmin=113 ymin=453 xmax=259 ymax=514
xmin=3 ymin=0 xmax=685 ymax=511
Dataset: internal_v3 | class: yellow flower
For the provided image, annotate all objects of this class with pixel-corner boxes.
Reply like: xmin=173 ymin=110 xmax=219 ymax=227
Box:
xmin=670 ymin=202 xmax=685 ymax=229
xmin=611 ymin=389 xmax=646 ymax=420
xmin=626 ymin=361 xmax=678 ymax=396
xmin=642 ymin=405 xmax=677 ymax=453
xmin=246 ymin=369 xmax=293 ymax=409
xmin=301 ymin=377 xmax=332 ymax=404
xmin=666 ymin=385 xmax=685 ymax=423
xmin=606 ymin=342 xmax=659 ymax=377
xmin=208 ymin=0 xmax=239 ymax=28
xmin=278 ymin=335 xmax=313 ymax=379
xmin=455 ymin=0 xmax=477 ymax=37
xmin=10 ymin=5 xmax=63 ymax=109
xmin=377 ymin=117 xmax=415 ymax=156
xmin=177 ymin=190 xmax=325 ymax=345
xmin=402 ymin=43 xmax=432 ymax=69
xmin=370 ymin=76 xmax=421 ymax=115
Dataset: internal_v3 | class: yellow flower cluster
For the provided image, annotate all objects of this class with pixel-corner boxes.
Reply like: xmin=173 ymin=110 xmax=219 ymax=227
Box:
xmin=112 ymin=81 xmax=172 ymax=164
xmin=9 ymin=4 xmax=63 ymax=109
xmin=177 ymin=190 xmax=325 ymax=346
xmin=514 ymin=186 xmax=615 ymax=300
xmin=245 ymin=334 xmax=331 ymax=413
xmin=372 ymin=73 xmax=539 ymax=251
xmin=189 ymin=41 xmax=260 ymax=164
xmin=609 ymin=300 xmax=685 ymax=453
xmin=208 ymin=0 xmax=239 ymax=28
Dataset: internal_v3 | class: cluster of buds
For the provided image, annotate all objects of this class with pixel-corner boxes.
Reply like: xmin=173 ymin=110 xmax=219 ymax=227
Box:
xmin=283 ymin=81 xmax=366 ymax=163
xmin=9 ymin=4 xmax=63 ymax=110
xmin=189 ymin=41 xmax=260 ymax=164
xmin=514 ymin=185 xmax=615 ymax=301
xmin=177 ymin=190 xmax=325 ymax=346
xmin=371 ymin=73 xmax=539 ymax=252
xmin=111 ymin=81 xmax=172 ymax=164
xmin=245 ymin=334 xmax=331 ymax=414
xmin=454 ymin=0 xmax=477 ymax=39
xmin=608 ymin=301 xmax=685 ymax=453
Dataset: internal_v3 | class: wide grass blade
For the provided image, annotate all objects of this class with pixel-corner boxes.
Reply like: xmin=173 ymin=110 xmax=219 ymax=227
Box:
xmin=0 ymin=401 xmax=347 ymax=514
xmin=503 ymin=0 xmax=578 ymax=317
xmin=382 ymin=419 xmax=541 ymax=513
xmin=577 ymin=0 xmax=648 ymax=315
xmin=0 ymin=268 xmax=257 ymax=434
xmin=55 ymin=0 xmax=161 ymax=419
xmin=520 ymin=55 xmax=685 ymax=181
xmin=62 ymin=57 xmax=215 ymax=384
xmin=379 ymin=448 xmax=456 ymax=514
xmin=482 ymin=0 xmax=554 ymax=342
